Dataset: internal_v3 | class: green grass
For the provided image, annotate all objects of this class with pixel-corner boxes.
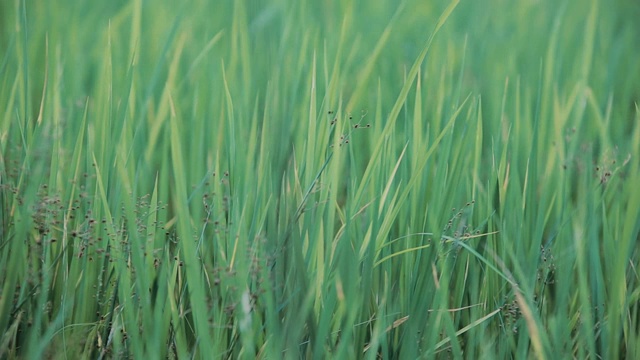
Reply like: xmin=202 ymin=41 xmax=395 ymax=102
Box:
xmin=1 ymin=0 xmax=639 ymax=358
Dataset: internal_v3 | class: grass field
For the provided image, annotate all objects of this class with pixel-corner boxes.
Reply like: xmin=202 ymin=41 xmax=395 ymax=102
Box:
xmin=1 ymin=0 xmax=639 ymax=358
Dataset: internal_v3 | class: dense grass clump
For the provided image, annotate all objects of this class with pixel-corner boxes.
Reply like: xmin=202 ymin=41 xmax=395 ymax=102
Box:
xmin=1 ymin=0 xmax=639 ymax=358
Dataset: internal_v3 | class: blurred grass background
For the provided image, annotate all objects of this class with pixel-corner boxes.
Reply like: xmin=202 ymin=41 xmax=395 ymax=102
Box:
xmin=1 ymin=0 xmax=639 ymax=358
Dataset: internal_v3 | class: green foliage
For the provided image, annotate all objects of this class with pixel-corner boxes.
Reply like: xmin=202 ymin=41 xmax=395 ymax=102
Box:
xmin=1 ymin=0 xmax=639 ymax=358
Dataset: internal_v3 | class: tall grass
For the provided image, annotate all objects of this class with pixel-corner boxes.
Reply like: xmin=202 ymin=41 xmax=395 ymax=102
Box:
xmin=1 ymin=0 xmax=639 ymax=358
